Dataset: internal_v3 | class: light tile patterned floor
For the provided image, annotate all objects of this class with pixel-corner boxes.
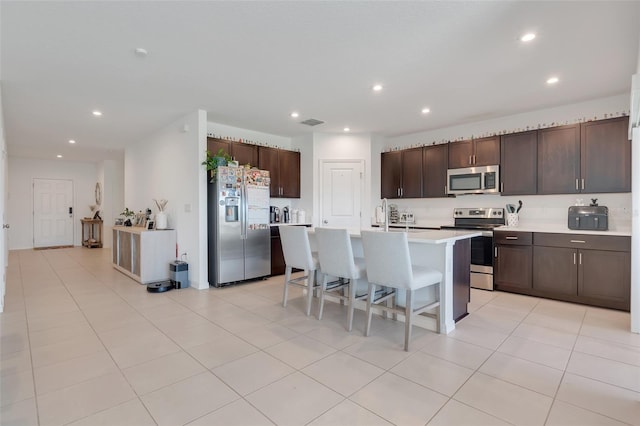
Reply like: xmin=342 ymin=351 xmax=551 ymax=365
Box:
xmin=1 ymin=247 xmax=639 ymax=425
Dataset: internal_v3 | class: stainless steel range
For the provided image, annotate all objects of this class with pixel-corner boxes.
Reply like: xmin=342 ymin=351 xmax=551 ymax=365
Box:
xmin=441 ymin=207 xmax=505 ymax=290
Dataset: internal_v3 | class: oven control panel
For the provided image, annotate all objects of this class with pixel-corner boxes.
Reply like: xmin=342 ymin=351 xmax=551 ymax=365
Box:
xmin=453 ymin=207 xmax=503 ymax=219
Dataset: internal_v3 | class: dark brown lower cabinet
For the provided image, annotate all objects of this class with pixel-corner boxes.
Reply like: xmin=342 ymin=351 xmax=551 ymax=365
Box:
xmin=270 ymin=227 xmax=285 ymax=276
xmin=495 ymin=231 xmax=630 ymax=311
xmin=532 ymin=246 xmax=577 ymax=295
xmin=452 ymin=239 xmax=470 ymax=322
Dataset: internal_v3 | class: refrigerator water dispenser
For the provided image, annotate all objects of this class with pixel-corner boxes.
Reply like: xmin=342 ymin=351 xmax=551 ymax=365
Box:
xmin=225 ymin=197 xmax=239 ymax=222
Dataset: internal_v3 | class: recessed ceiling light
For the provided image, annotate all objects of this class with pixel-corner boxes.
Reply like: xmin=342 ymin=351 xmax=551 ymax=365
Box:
xmin=92 ymin=110 xmax=102 ymax=116
xmin=68 ymin=139 xmax=76 ymax=144
xmin=372 ymin=84 xmax=383 ymax=92
xmin=134 ymin=47 xmax=148 ymax=57
xmin=546 ymin=76 xmax=559 ymax=84
xmin=343 ymin=127 xmax=350 ymax=132
xmin=421 ymin=108 xmax=431 ymax=114
xmin=290 ymin=112 xmax=299 ymax=118
xmin=520 ymin=33 xmax=536 ymax=42
xmin=56 ymin=154 xmax=63 ymax=158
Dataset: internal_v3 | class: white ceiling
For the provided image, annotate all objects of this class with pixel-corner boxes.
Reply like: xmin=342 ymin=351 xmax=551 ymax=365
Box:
xmin=2 ymin=1 xmax=640 ymax=162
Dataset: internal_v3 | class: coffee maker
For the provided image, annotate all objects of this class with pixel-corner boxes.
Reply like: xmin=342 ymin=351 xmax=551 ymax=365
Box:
xmin=270 ymin=206 xmax=280 ymax=223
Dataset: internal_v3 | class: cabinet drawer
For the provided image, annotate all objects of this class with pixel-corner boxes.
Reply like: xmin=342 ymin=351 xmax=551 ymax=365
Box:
xmin=534 ymin=233 xmax=630 ymax=252
xmin=494 ymin=231 xmax=532 ymax=245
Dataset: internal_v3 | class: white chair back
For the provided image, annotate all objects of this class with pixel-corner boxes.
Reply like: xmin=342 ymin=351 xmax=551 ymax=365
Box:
xmin=279 ymin=225 xmax=315 ymax=270
xmin=315 ymin=228 xmax=360 ymax=279
xmin=361 ymin=230 xmax=413 ymax=290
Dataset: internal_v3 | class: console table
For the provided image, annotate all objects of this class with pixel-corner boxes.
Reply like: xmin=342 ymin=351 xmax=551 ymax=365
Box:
xmin=81 ymin=219 xmax=103 ymax=248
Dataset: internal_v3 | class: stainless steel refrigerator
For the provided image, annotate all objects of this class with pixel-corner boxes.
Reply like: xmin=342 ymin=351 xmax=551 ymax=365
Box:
xmin=208 ymin=166 xmax=271 ymax=287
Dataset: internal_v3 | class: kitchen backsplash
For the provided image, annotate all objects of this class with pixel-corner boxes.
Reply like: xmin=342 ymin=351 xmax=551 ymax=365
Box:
xmin=377 ymin=193 xmax=632 ymax=230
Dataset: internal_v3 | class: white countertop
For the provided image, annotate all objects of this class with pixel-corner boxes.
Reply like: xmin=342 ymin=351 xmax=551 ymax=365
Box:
xmin=313 ymin=227 xmax=481 ymax=244
xmin=496 ymin=224 xmax=631 ymax=236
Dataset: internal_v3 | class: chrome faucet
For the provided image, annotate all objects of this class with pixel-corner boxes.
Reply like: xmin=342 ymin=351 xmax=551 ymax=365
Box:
xmin=381 ymin=198 xmax=389 ymax=232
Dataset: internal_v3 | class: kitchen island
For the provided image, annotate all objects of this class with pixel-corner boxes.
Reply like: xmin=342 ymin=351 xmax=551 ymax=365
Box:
xmin=309 ymin=228 xmax=480 ymax=334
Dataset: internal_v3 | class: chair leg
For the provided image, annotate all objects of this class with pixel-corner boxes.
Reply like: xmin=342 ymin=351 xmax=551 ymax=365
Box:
xmin=404 ymin=290 xmax=413 ymax=352
xmin=318 ymin=273 xmax=328 ymax=320
xmin=347 ymin=279 xmax=356 ymax=332
xmin=282 ymin=266 xmax=292 ymax=307
xmin=435 ymin=283 xmax=441 ymax=334
xmin=305 ymin=269 xmax=314 ymax=316
xmin=364 ymin=283 xmax=376 ymax=337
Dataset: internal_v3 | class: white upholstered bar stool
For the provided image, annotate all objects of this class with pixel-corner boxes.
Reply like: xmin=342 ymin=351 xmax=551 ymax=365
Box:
xmin=279 ymin=225 xmax=320 ymax=316
xmin=315 ymin=227 xmax=368 ymax=331
xmin=360 ymin=230 xmax=442 ymax=351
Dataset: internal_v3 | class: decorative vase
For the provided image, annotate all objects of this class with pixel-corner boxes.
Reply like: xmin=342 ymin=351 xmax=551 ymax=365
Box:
xmin=156 ymin=212 xmax=168 ymax=230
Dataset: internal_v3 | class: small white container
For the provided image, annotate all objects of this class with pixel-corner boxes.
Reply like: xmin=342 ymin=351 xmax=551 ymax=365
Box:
xmin=506 ymin=212 xmax=519 ymax=227
xmin=292 ymin=209 xmax=299 ymax=223
xmin=298 ymin=210 xmax=306 ymax=224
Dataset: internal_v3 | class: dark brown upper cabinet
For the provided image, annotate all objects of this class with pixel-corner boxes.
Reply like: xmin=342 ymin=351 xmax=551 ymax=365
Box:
xmin=538 ymin=118 xmax=631 ymax=195
xmin=448 ymin=136 xmax=500 ymax=169
xmin=207 ymin=137 xmax=259 ymax=168
xmin=500 ymin=131 xmax=537 ymax=195
xmin=381 ymin=148 xmax=422 ymax=198
xmin=537 ymin=124 xmax=581 ymax=194
xmin=422 ymin=144 xmax=449 ymax=198
xmin=258 ymin=146 xmax=300 ymax=198
xmin=580 ymin=116 xmax=630 ymax=193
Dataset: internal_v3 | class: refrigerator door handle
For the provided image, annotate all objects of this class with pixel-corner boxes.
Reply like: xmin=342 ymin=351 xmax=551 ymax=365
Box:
xmin=240 ymin=184 xmax=247 ymax=240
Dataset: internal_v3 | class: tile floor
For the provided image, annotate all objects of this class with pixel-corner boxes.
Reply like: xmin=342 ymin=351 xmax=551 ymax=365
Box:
xmin=1 ymin=247 xmax=639 ymax=426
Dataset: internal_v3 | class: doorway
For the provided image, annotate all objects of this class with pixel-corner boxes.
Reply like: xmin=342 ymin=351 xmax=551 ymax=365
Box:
xmin=319 ymin=160 xmax=364 ymax=229
xmin=33 ymin=178 xmax=74 ymax=248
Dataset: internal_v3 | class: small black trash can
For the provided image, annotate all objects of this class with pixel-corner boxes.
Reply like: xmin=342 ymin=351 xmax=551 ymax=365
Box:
xmin=170 ymin=261 xmax=189 ymax=289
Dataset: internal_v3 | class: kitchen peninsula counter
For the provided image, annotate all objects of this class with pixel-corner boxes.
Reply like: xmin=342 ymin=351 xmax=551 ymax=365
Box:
xmin=309 ymin=227 xmax=480 ymax=334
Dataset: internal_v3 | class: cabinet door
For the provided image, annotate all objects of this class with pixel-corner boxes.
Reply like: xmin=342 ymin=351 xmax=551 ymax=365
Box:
xmin=532 ymin=246 xmax=577 ymax=295
xmin=112 ymin=229 xmax=119 ymax=264
xmin=207 ymin=137 xmax=231 ymax=157
xmin=500 ymin=131 xmax=537 ymax=195
xmin=448 ymin=140 xmax=473 ymax=169
xmin=494 ymin=245 xmax=532 ymax=290
xmin=381 ymin=151 xmax=402 ymax=198
xmin=279 ymin=150 xmax=301 ymax=198
xmin=579 ymin=249 xmax=630 ymax=309
xmin=581 ymin=117 xmax=631 ymax=193
xmin=423 ymin=144 xmax=448 ymax=197
xmin=401 ymin=148 xmax=423 ymax=198
xmin=231 ymin=143 xmax=258 ymax=167
xmin=537 ymin=124 xmax=580 ymax=194
xmin=258 ymin=146 xmax=280 ymax=197
xmin=472 ymin=136 xmax=500 ymax=166
xmin=119 ymin=232 xmax=132 ymax=272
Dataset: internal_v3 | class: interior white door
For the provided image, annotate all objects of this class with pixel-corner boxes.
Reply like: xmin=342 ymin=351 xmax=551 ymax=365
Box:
xmin=320 ymin=160 xmax=363 ymax=228
xmin=33 ymin=179 xmax=74 ymax=248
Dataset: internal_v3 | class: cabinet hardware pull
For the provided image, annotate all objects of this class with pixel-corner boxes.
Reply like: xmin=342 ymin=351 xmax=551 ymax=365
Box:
xmin=473 ymin=155 xmax=476 ymax=164
xmin=581 ymin=178 xmax=585 ymax=190
xmin=495 ymin=247 xmax=498 ymax=257
xmin=570 ymin=240 xmax=586 ymax=243
xmin=573 ymin=253 xmax=576 ymax=264
xmin=501 ymin=182 xmax=504 ymax=193
xmin=579 ymin=252 xmax=582 ymax=264
xmin=575 ymin=179 xmax=579 ymax=190
xmin=505 ymin=236 xmax=518 ymax=240
xmin=469 ymin=155 xmax=472 ymax=165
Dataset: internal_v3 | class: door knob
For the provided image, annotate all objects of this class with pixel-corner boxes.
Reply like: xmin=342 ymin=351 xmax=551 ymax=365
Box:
xmin=2 ymin=224 xmax=9 ymax=229
xmin=323 ymin=220 xmax=328 ymax=224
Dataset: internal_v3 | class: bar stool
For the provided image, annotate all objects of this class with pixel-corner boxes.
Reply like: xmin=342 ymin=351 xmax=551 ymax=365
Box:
xmin=315 ymin=227 xmax=368 ymax=331
xmin=360 ymin=230 xmax=442 ymax=351
xmin=279 ymin=225 xmax=320 ymax=316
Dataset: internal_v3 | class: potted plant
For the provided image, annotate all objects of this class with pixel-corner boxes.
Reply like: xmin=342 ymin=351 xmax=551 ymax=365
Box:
xmin=202 ymin=148 xmax=233 ymax=182
xmin=121 ymin=207 xmax=135 ymax=226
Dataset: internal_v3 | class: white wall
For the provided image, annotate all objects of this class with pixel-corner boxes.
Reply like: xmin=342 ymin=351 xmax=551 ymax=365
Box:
xmin=0 ymin=83 xmax=7 ymax=312
xmin=125 ymin=110 xmax=208 ymax=289
xmin=206 ymin=122 xmax=291 ymax=150
xmin=311 ymin=133 xmax=372 ymax=228
xmin=97 ymin=158 xmax=124 ymax=248
xmin=7 ymin=157 xmax=98 ymax=249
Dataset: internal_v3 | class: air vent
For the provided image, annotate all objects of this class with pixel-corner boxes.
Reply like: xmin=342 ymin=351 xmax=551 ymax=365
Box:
xmin=300 ymin=118 xmax=325 ymax=127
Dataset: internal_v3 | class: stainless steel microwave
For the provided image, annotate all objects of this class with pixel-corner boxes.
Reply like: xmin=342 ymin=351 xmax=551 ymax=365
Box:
xmin=447 ymin=165 xmax=500 ymax=195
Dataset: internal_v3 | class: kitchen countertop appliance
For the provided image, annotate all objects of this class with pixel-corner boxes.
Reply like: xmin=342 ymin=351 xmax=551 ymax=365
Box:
xmin=447 ymin=165 xmax=500 ymax=195
xmin=568 ymin=205 xmax=608 ymax=231
xmin=441 ymin=207 xmax=505 ymax=290
xmin=208 ymin=166 xmax=271 ymax=287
